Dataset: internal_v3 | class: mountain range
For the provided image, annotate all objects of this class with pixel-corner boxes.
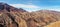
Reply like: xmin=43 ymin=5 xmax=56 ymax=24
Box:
xmin=0 ymin=3 xmax=60 ymax=27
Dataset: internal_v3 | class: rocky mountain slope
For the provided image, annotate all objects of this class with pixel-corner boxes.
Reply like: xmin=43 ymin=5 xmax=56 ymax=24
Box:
xmin=0 ymin=3 xmax=60 ymax=27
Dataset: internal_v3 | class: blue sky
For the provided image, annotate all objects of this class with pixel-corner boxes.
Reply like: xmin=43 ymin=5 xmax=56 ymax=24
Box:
xmin=0 ymin=0 xmax=60 ymax=12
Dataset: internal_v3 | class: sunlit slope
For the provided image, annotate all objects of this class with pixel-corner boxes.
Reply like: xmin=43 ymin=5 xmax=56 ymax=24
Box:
xmin=45 ymin=21 xmax=60 ymax=27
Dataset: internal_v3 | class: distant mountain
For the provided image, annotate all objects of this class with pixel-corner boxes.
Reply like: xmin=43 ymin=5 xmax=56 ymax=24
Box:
xmin=0 ymin=3 xmax=60 ymax=27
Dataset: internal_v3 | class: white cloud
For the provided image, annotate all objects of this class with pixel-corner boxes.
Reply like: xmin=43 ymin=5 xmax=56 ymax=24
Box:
xmin=9 ymin=4 xmax=41 ymax=12
xmin=9 ymin=4 xmax=60 ymax=12
xmin=9 ymin=4 xmax=40 ymax=8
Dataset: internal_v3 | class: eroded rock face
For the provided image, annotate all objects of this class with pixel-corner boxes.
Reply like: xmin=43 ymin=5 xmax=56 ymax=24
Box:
xmin=0 ymin=3 xmax=60 ymax=27
xmin=0 ymin=3 xmax=27 ymax=27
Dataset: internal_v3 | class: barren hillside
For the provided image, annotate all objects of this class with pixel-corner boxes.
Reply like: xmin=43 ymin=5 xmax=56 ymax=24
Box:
xmin=0 ymin=3 xmax=60 ymax=27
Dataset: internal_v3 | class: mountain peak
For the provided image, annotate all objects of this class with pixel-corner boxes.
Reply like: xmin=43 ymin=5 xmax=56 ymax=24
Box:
xmin=0 ymin=2 xmax=8 ymax=5
xmin=0 ymin=2 xmax=26 ymax=12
